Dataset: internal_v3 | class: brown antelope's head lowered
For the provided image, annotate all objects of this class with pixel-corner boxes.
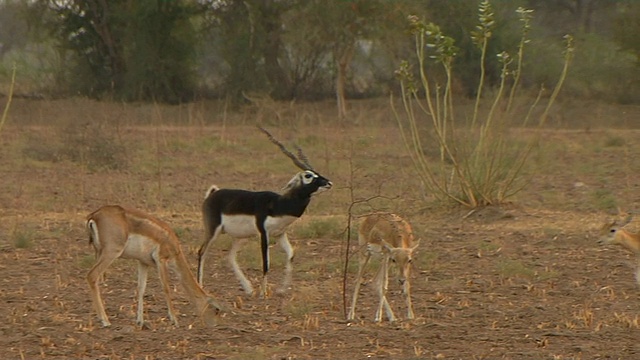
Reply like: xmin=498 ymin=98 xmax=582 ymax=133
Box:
xmin=598 ymin=213 xmax=639 ymax=252
xmin=257 ymin=126 xmax=332 ymax=195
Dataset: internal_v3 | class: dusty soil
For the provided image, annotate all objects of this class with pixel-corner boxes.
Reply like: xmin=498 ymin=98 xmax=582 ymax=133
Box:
xmin=2 ymin=100 xmax=640 ymax=359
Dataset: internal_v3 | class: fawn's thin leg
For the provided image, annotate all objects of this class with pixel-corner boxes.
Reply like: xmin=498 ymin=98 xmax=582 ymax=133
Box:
xmin=348 ymin=252 xmax=371 ymax=321
xmin=403 ymin=278 xmax=415 ymax=319
xmin=374 ymin=256 xmax=396 ymax=323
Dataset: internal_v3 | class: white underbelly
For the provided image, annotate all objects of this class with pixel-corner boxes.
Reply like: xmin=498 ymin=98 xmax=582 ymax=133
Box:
xmin=122 ymin=234 xmax=156 ymax=265
xmin=221 ymin=214 xmax=298 ymax=238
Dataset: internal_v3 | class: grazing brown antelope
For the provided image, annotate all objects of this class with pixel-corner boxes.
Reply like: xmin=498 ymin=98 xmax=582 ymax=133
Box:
xmin=86 ymin=205 xmax=223 ymax=327
xmin=348 ymin=213 xmax=419 ymax=322
xmin=598 ymin=212 xmax=640 ymax=285
xmin=197 ymin=127 xmax=332 ymax=298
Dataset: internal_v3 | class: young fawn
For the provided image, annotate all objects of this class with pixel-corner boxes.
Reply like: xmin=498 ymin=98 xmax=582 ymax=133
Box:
xmin=598 ymin=213 xmax=640 ymax=285
xmin=348 ymin=213 xmax=419 ymax=322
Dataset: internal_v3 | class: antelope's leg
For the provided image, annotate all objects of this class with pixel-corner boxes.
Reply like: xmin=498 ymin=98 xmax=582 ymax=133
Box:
xmin=135 ymin=263 xmax=150 ymax=326
xmin=374 ymin=256 xmax=396 ymax=322
xmin=155 ymin=258 xmax=179 ymax=326
xmin=277 ymin=233 xmax=294 ymax=294
xmin=258 ymin=226 xmax=270 ymax=298
xmin=404 ymin=278 xmax=415 ymax=319
xmin=87 ymin=250 xmax=121 ymax=327
xmin=348 ymin=252 xmax=371 ymax=321
xmin=197 ymin=226 xmax=222 ymax=286
xmin=229 ymin=238 xmax=254 ymax=296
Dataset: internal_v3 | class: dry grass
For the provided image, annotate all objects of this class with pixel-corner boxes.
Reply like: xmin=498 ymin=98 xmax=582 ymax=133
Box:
xmin=1 ymin=97 xmax=640 ymax=358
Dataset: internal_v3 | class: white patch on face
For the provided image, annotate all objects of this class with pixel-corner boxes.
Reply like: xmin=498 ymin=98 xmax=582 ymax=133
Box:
xmin=283 ymin=170 xmax=319 ymax=192
xmin=221 ymin=214 xmax=299 ymax=238
xmin=301 ymin=170 xmax=318 ymax=185
xmin=314 ymin=184 xmax=331 ymax=195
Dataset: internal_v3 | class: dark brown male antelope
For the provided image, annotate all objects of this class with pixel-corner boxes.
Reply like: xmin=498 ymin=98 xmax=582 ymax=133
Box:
xmin=197 ymin=127 xmax=332 ymax=297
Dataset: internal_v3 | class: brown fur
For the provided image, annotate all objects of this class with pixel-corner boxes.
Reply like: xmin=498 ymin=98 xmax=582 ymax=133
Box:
xmin=598 ymin=214 xmax=640 ymax=285
xmin=86 ymin=205 xmax=222 ymax=327
xmin=348 ymin=213 xmax=419 ymax=322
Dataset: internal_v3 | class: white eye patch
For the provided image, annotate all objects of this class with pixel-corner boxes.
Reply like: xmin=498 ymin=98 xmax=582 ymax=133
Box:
xmin=302 ymin=171 xmax=317 ymax=184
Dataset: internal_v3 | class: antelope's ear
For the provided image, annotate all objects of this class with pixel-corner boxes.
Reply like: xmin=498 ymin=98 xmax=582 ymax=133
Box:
xmin=411 ymin=240 xmax=420 ymax=252
xmin=620 ymin=214 xmax=634 ymax=227
xmin=381 ymin=240 xmax=394 ymax=253
xmin=616 ymin=207 xmax=633 ymax=226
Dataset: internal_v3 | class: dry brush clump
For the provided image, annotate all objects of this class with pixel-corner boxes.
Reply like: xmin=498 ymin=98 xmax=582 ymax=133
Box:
xmin=58 ymin=122 xmax=127 ymax=171
xmin=21 ymin=121 xmax=127 ymax=171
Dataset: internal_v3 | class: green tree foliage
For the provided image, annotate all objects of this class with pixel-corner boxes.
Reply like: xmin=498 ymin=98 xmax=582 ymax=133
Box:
xmin=205 ymin=0 xmax=405 ymax=105
xmin=39 ymin=0 xmax=199 ymax=103
xmin=525 ymin=0 xmax=639 ymax=103
xmin=207 ymin=1 xmax=267 ymax=99
xmin=423 ymin=0 xmax=526 ymax=96
xmin=525 ymin=0 xmax=619 ymax=35
xmin=613 ymin=2 xmax=640 ymax=62
xmin=3 ymin=0 xmax=637 ymax=105
xmin=294 ymin=0 xmax=393 ymax=117
xmin=0 ymin=1 xmax=29 ymax=61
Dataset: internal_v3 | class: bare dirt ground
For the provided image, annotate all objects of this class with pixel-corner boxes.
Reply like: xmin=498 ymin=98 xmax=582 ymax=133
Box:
xmin=2 ymin=99 xmax=640 ymax=359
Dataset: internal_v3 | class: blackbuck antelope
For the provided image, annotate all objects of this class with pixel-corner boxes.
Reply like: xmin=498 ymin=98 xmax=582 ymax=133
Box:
xmin=86 ymin=205 xmax=223 ymax=328
xmin=197 ymin=127 xmax=332 ymax=297
xmin=598 ymin=213 xmax=640 ymax=285
xmin=348 ymin=213 xmax=419 ymax=323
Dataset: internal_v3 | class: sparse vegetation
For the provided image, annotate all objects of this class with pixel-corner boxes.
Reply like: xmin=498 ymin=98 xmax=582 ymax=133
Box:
xmin=591 ymin=188 xmax=618 ymax=211
xmin=604 ymin=135 xmax=626 ymax=147
xmin=0 ymin=97 xmax=639 ymax=358
xmin=21 ymin=121 xmax=127 ymax=171
xmin=394 ymin=2 xmax=573 ymax=207
xmin=58 ymin=122 xmax=127 ymax=171
xmin=293 ymin=217 xmax=342 ymax=239
xmin=496 ymin=259 xmax=535 ymax=279
xmin=12 ymin=227 xmax=33 ymax=249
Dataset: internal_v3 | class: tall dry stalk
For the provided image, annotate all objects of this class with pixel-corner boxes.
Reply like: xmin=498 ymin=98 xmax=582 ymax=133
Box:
xmin=0 ymin=63 xmax=16 ymax=135
xmin=393 ymin=2 xmax=574 ymax=208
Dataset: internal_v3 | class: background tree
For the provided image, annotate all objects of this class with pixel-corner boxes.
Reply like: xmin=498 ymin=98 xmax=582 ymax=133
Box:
xmin=206 ymin=0 xmax=276 ymax=100
xmin=526 ymin=0 xmax=619 ymax=34
xmin=295 ymin=0 xmax=391 ymax=120
xmin=422 ymin=0 xmax=525 ymax=96
xmin=2 ymin=0 xmax=638 ymax=105
xmin=35 ymin=0 xmax=199 ymax=103
xmin=203 ymin=0 xmax=410 ymax=108
xmin=524 ymin=0 xmax=639 ymax=103
xmin=612 ymin=2 xmax=640 ymax=62
xmin=121 ymin=1 xmax=199 ymax=102
xmin=0 ymin=1 xmax=28 ymax=61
